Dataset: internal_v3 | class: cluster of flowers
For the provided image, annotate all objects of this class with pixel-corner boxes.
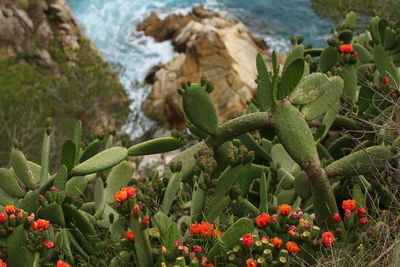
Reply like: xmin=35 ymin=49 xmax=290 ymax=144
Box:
xmin=189 ymin=221 xmax=221 ymax=239
xmin=158 ymin=240 xmax=215 ymax=267
xmin=0 ymin=205 xmax=56 ymax=266
xmin=225 ymin=204 xmax=341 ymax=266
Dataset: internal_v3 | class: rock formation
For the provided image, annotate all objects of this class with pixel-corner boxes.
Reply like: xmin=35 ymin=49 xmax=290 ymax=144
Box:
xmin=139 ymin=6 xmax=284 ymax=129
xmin=0 ymin=0 xmax=130 ymax=165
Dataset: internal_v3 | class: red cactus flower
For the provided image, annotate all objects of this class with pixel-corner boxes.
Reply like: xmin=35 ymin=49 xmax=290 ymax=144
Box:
xmin=286 ymin=241 xmax=300 ymax=254
xmin=342 ymin=200 xmax=356 ymax=211
xmin=246 ymin=260 xmax=257 ymax=267
xmin=192 ymin=245 xmax=202 ymax=253
xmin=56 ymin=260 xmax=70 ymax=267
xmin=381 ymin=76 xmax=389 ymax=85
xmin=332 ymin=213 xmax=342 ymax=223
xmin=200 ymin=221 xmax=214 ymax=237
xmin=359 ymin=217 xmax=368 ymax=225
xmin=357 ymin=207 xmax=366 ymax=217
xmin=0 ymin=213 xmax=6 ymax=223
xmin=321 ymin=232 xmax=335 ymax=247
xmin=45 ymin=240 xmax=54 ymax=249
xmin=4 ymin=205 xmax=15 ymax=214
xmin=142 ymin=216 xmax=150 ymax=226
xmin=114 ymin=190 xmax=128 ymax=203
xmin=271 ymin=237 xmax=283 ymax=248
xmin=242 ymin=234 xmax=254 ymax=247
xmin=189 ymin=223 xmax=201 ymax=235
xmin=255 ymin=213 xmax=270 ymax=227
xmin=279 ymin=204 xmax=291 ymax=216
xmin=339 ymin=44 xmax=353 ymax=53
xmin=125 ymin=230 xmax=135 ymax=242
xmin=206 ymin=264 xmax=215 ymax=267
xmin=0 ymin=259 xmax=6 ymax=267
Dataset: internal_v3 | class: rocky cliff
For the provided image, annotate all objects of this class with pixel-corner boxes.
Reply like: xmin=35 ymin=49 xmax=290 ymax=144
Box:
xmin=0 ymin=0 xmax=130 ymax=165
xmin=139 ymin=6 xmax=284 ymax=129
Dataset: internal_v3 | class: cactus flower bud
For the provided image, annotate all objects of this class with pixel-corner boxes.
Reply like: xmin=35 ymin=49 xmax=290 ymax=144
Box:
xmin=358 ymin=217 xmax=368 ymax=225
xmin=332 ymin=213 xmax=342 ymax=223
xmin=357 ymin=207 xmax=367 ymax=217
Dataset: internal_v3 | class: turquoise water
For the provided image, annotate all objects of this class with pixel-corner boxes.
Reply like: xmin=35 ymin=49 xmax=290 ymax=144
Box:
xmin=66 ymin=0 xmax=333 ymax=136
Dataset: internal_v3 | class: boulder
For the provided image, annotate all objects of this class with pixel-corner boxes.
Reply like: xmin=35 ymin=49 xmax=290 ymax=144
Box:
xmin=139 ymin=7 xmax=283 ymax=129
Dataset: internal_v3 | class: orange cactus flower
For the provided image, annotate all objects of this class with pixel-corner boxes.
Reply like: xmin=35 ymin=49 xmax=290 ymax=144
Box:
xmin=342 ymin=199 xmax=356 ymax=211
xmin=271 ymin=237 xmax=283 ymax=248
xmin=339 ymin=44 xmax=353 ymax=53
xmin=321 ymin=231 xmax=335 ymax=247
xmin=286 ymin=241 xmax=300 ymax=254
xmin=0 ymin=259 xmax=6 ymax=267
xmin=279 ymin=204 xmax=291 ymax=216
xmin=189 ymin=223 xmax=202 ymax=235
xmin=255 ymin=213 xmax=270 ymax=227
xmin=121 ymin=187 xmax=137 ymax=198
xmin=213 ymin=229 xmax=222 ymax=239
xmin=200 ymin=221 xmax=214 ymax=237
xmin=45 ymin=240 xmax=54 ymax=249
xmin=56 ymin=260 xmax=70 ymax=267
xmin=4 ymin=205 xmax=15 ymax=214
xmin=114 ymin=190 xmax=128 ymax=203
xmin=242 ymin=234 xmax=254 ymax=247
xmin=32 ymin=219 xmax=50 ymax=231
xmin=126 ymin=230 xmax=135 ymax=242
xmin=246 ymin=259 xmax=257 ymax=267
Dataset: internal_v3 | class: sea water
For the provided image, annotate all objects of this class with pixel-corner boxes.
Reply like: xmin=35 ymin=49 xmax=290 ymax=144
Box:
xmin=66 ymin=0 xmax=332 ymax=137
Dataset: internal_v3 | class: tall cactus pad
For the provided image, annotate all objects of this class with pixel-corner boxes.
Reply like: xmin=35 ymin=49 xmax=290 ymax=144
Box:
xmin=284 ymin=45 xmax=304 ymax=72
xmin=208 ymin=218 xmax=254 ymax=263
xmin=301 ymin=76 xmax=344 ymax=121
xmin=38 ymin=203 xmax=65 ymax=226
xmin=318 ymin=46 xmax=339 ymax=73
xmin=71 ymin=147 xmax=128 ymax=176
xmin=63 ymin=204 xmax=96 ymax=237
xmin=10 ymin=149 xmax=37 ymax=190
xmin=272 ymin=102 xmax=318 ymax=164
xmin=341 ymin=64 xmax=358 ymax=104
xmin=182 ymin=84 xmax=218 ymax=135
xmin=294 ymin=171 xmax=312 ymax=199
xmin=373 ymin=45 xmax=400 ymax=87
xmin=105 ymin=161 xmax=133 ymax=204
xmin=255 ymin=53 xmax=273 ymax=111
xmin=0 ymin=168 xmax=26 ymax=197
xmin=278 ymin=59 xmax=305 ymax=100
xmin=325 ymin=146 xmax=390 ymax=177
xmin=289 ymin=73 xmax=329 ymax=104
xmin=161 ymin=173 xmax=181 ymax=214
xmin=7 ymin=225 xmax=34 ymax=267
xmin=128 ymin=136 xmax=186 ymax=156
